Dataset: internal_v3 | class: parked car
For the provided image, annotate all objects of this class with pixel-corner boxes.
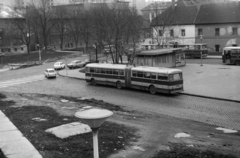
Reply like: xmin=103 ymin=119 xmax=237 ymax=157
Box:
xmin=67 ymin=60 xmax=85 ymax=69
xmin=54 ymin=62 xmax=65 ymax=70
xmin=83 ymin=59 xmax=97 ymax=66
xmin=44 ymin=68 xmax=57 ymax=78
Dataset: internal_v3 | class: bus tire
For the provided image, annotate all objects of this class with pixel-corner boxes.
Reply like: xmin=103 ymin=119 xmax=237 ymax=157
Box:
xmin=149 ymin=85 xmax=156 ymax=94
xmin=116 ymin=81 xmax=122 ymax=89
xmin=90 ymin=78 xmax=96 ymax=85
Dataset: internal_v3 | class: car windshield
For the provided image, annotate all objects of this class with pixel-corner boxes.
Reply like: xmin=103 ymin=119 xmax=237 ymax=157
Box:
xmin=48 ymin=70 xmax=55 ymax=73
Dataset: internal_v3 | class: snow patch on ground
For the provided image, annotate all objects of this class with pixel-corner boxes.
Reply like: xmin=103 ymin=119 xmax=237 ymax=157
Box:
xmin=174 ymin=133 xmax=191 ymax=138
xmin=216 ymin=127 xmax=238 ymax=133
xmin=45 ymin=122 xmax=91 ymax=139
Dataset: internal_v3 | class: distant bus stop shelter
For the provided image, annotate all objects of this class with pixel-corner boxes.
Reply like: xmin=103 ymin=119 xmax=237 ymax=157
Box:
xmin=133 ymin=48 xmax=186 ymax=68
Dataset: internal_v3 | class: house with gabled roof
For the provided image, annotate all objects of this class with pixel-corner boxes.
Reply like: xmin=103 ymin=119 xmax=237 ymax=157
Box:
xmin=151 ymin=0 xmax=199 ymax=46
xmin=195 ymin=2 xmax=240 ymax=53
xmin=151 ymin=0 xmax=240 ymax=53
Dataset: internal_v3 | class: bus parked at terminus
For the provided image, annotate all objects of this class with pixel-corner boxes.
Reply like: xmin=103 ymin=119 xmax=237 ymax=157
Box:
xmin=177 ymin=43 xmax=208 ymax=59
xmin=222 ymin=47 xmax=240 ymax=65
xmin=85 ymin=63 xmax=183 ymax=94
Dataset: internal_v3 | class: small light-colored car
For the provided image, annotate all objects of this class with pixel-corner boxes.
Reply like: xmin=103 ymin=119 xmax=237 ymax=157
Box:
xmin=54 ymin=62 xmax=65 ymax=70
xmin=67 ymin=60 xmax=85 ymax=69
xmin=44 ymin=68 xmax=57 ymax=78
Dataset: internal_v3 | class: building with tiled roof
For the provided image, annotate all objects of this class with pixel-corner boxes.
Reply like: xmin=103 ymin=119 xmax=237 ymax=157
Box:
xmin=150 ymin=0 xmax=240 ymax=53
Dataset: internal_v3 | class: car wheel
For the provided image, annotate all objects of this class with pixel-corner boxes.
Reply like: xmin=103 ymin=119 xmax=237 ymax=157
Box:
xmin=116 ymin=81 xmax=122 ymax=89
xmin=149 ymin=85 xmax=156 ymax=94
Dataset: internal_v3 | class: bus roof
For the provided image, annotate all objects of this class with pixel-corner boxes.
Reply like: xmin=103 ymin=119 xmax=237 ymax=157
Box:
xmin=86 ymin=63 xmax=182 ymax=74
xmin=223 ymin=46 xmax=240 ymax=50
xmin=86 ymin=63 xmax=127 ymax=69
xmin=132 ymin=66 xmax=182 ymax=74
xmin=179 ymin=43 xmax=207 ymax=46
xmin=139 ymin=48 xmax=182 ymax=55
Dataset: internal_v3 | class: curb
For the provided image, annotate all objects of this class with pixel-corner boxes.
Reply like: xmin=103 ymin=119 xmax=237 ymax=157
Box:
xmin=180 ymin=92 xmax=240 ymax=103
xmin=57 ymin=71 xmax=85 ymax=81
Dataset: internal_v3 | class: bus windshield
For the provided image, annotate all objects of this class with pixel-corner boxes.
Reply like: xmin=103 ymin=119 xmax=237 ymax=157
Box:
xmin=169 ymin=73 xmax=182 ymax=81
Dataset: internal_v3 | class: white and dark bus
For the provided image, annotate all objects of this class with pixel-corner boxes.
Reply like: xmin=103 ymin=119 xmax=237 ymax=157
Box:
xmin=222 ymin=47 xmax=240 ymax=65
xmin=85 ymin=63 xmax=183 ymax=94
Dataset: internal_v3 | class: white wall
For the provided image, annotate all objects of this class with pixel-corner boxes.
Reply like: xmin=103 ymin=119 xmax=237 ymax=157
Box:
xmin=156 ymin=25 xmax=196 ymax=45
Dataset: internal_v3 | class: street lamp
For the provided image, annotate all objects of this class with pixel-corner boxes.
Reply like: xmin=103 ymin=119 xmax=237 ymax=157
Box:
xmin=95 ymin=42 xmax=98 ymax=63
xmin=75 ymin=108 xmax=113 ymax=158
xmin=36 ymin=44 xmax=41 ymax=63
xmin=199 ymin=35 xmax=203 ymax=66
xmin=0 ymin=53 xmax=4 ymax=68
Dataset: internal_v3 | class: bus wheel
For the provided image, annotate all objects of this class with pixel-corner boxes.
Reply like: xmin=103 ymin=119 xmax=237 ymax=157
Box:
xmin=116 ymin=81 xmax=122 ymax=89
xmin=149 ymin=85 xmax=156 ymax=94
xmin=90 ymin=78 xmax=96 ymax=85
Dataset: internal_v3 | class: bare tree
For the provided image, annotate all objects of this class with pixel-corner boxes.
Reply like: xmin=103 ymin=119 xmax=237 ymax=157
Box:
xmin=78 ymin=9 xmax=93 ymax=54
xmin=124 ymin=7 xmax=143 ymax=64
xmin=67 ymin=10 xmax=82 ymax=49
xmin=53 ymin=5 xmax=69 ymax=50
xmin=10 ymin=8 xmax=35 ymax=54
xmin=90 ymin=3 xmax=139 ymax=64
xmin=29 ymin=0 xmax=56 ymax=49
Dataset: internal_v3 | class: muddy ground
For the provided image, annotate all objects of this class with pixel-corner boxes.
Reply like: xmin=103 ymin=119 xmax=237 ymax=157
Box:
xmin=1 ymin=92 xmax=240 ymax=158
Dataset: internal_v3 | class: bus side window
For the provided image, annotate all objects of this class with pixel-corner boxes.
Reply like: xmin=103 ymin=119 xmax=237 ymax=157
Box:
xmin=95 ymin=68 xmax=100 ymax=73
xmin=101 ymin=68 xmax=106 ymax=74
xmin=150 ymin=73 xmax=156 ymax=79
xmin=90 ymin=68 xmax=94 ymax=73
xmin=106 ymin=69 xmax=112 ymax=74
xmin=85 ymin=67 xmax=89 ymax=73
xmin=132 ymin=71 xmax=137 ymax=77
xmin=112 ymin=69 xmax=118 ymax=75
xmin=144 ymin=72 xmax=151 ymax=78
xmin=137 ymin=71 xmax=143 ymax=78
xmin=169 ymin=74 xmax=173 ymax=81
xmin=119 ymin=70 xmax=124 ymax=76
xmin=158 ymin=74 xmax=168 ymax=80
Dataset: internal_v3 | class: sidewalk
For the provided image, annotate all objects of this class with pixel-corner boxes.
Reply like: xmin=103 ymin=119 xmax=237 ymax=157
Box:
xmin=58 ymin=63 xmax=240 ymax=102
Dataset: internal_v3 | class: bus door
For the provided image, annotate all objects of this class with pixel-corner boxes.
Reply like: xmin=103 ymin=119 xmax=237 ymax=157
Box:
xmin=125 ymin=67 xmax=132 ymax=88
xmin=225 ymin=50 xmax=231 ymax=64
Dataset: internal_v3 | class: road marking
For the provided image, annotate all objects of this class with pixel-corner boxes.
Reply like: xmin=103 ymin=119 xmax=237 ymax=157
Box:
xmin=0 ymin=75 xmax=45 ymax=88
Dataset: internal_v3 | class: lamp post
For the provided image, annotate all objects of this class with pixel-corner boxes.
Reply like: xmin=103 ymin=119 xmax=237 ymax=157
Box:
xmin=75 ymin=108 xmax=113 ymax=158
xmin=36 ymin=44 xmax=41 ymax=63
xmin=95 ymin=42 xmax=98 ymax=63
xmin=200 ymin=35 xmax=203 ymax=66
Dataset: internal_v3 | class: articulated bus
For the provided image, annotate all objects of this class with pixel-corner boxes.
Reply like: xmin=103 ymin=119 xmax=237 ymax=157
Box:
xmin=85 ymin=63 xmax=183 ymax=94
xmin=177 ymin=43 xmax=208 ymax=59
xmin=222 ymin=47 xmax=240 ymax=65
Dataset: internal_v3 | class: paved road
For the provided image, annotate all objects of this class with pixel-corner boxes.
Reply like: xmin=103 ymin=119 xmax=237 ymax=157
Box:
xmin=1 ymin=74 xmax=240 ymax=131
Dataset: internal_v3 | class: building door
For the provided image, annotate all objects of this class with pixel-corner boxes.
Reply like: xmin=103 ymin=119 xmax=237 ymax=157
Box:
xmin=215 ymin=45 xmax=220 ymax=52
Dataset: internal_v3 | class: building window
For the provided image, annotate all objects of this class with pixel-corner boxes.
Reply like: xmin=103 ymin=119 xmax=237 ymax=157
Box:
xmin=159 ymin=30 xmax=163 ymax=36
xmin=181 ymin=29 xmax=185 ymax=36
xmin=215 ymin=28 xmax=219 ymax=36
xmin=215 ymin=45 xmax=220 ymax=52
xmin=232 ymin=28 xmax=237 ymax=35
xmin=170 ymin=30 xmax=174 ymax=37
xmin=198 ymin=28 xmax=203 ymax=36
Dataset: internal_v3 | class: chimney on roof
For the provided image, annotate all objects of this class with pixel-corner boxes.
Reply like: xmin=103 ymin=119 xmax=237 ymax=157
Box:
xmin=172 ymin=0 xmax=176 ymax=9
